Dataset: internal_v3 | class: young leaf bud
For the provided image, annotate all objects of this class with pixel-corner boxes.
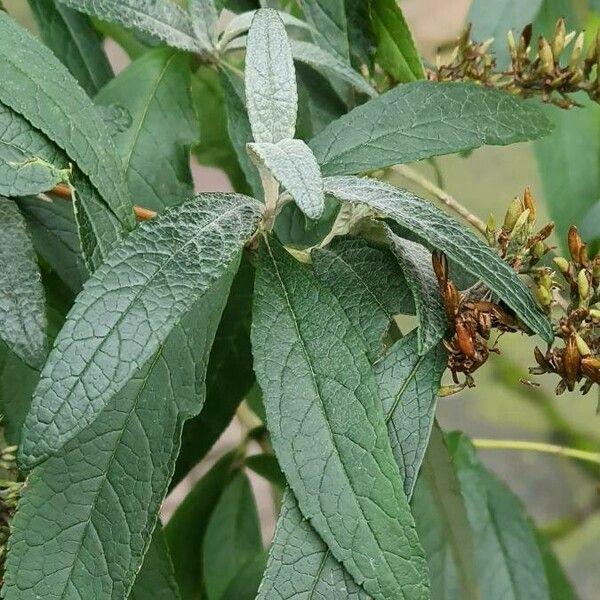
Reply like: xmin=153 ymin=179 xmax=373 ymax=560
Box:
xmin=581 ymin=357 xmax=600 ymax=384
xmin=507 ymin=30 xmax=518 ymax=61
xmin=553 ymin=256 xmax=571 ymax=275
xmin=538 ymin=37 xmax=555 ymax=75
xmin=535 ymin=284 xmax=552 ymax=307
xmin=589 ymin=308 xmax=600 ymax=321
xmin=575 ymin=333 xmax=592 ymax=357
xmin=569 ymin=32 xmax=585 ymax=71
xmin=486 ymin=214 xmax=497 ymax=246
xmin=551 ymin=18 xmax=566 ymax=59
xmin=532 ymin=240 xmax=546 ymax=259
xmin=578 ymin=269 xmax=590 ymax=300
xmin=503 ymin=197 xmax=524 ymax=232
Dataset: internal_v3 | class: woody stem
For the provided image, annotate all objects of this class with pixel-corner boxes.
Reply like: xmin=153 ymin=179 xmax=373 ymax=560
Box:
xmin=377 ymin=164 xmax=488 ymax=235
xmin=472 ymin=438 xmax=600 ymax=464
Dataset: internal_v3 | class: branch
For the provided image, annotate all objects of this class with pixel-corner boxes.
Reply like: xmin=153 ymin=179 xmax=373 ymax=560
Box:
xmin=473 ymin=438 xmax=600 ymax=465
xmin=50 ymin=183 xmax=157 ymax=221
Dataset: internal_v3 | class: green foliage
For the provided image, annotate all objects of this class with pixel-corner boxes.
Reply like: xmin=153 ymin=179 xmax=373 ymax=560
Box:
xmin=0 ymin=2 xmax=591 ymax=599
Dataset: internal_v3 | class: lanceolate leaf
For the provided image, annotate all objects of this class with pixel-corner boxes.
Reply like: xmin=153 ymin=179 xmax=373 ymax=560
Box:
xmin=252 ymin=236 xmax=429 ymax=600
xmin=411 ymin=424 xmax=480 ymax=600
xmin=248 ymin=139 xmax=325 ymax=219
xmin=312 ymin=237 xmax=414 ymax=361
xmin=0 ymin=197 xmax=47 ymax=369
xmin=221 ymin=551 xmax=268 ymax=600
xmin=166 ymin=452 xmax=238 ymax=600
xmin=28 ymin=0 xmax=113 ymax=97
xmin=189 ymin=0 xmax=218 ymax=52
xmin=130 ymin=527 xmax=180 ymax=600
xmin=324 ymin=176 xmax=554 ymax=343
xmin=5 ymin=270 xmax=237 ymax=600
xmin=56 ymin=0 xmax=200 ymax=51
xmin=202 ymin=472 xmax=263 ymax=600
xmin=310 ymin=81 xmax=553 ymax=176
xmin=375 ymin=331 xmax=447 ymax=497
xmin=371 ymin=0 xmax=425 ymax=82
xmin=245 ymin=9 xmax=297 ymax=144
xmin=19 ymin=193 xmax=261 ymax=468
xmin=245 ymin=454 xmax=286 ymax=488
xmin=447 ymin=433 xmax=550 ymax=600
xmin=0 ymin=11 xmax=134 ymax=228
xmin=256 ymin=489 xmax=368 ymax=600
xmin=173 ymin=259 xmax=255 ymax=486
xmin=534 ymin=528 xmax=579 ymax=600
xmin=301 ymin=0 xmax=350 ymax=63
xmin=0 ymin=103 xmax=70 ymax=197
xmin=95 ymin=47 xmax=198 ymax=212
xmin=388 ymin=233 xmax=448 ymax=356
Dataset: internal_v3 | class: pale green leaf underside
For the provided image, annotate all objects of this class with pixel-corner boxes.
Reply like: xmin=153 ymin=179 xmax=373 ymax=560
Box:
xmin=245 ymin=9 xmax=297 ymax=144
xmin=312 ymin=237 xmax=414 ymax=361
xmin=5 ymin=271 xmax=237 ymax=600
xmin=375 ymin=330 xmax=447 ymax=497
xmin=252 ymin=236 xmax=428 ymax=600
xmin=57 ymin=0 xmax=200 ymax=51
xmin=95 ymin=47 xmax=197 ymax=212
xmin=19 ymin=193 xmax=261 ymax=468
xmin=28 ymin=0 xmax=113 ymax=97
xmin=411 ymin=424 xmax=480 ymax=600
xmin=0 ymin=197 xmax=47 ymax=369
xmin=309 ymin=81 xmax=553 ymax=175
xmin=0 ymin=11 xmax=133 ymax=228
xmin=0 ymin=102 xmax=69 ymax=197
xmin=323 ymin=176 xmax=553 ymax=343
xmin=248 ymin=139 xmax=324 ymax=219
xmin=256 ymin=488 xmax=368 ymax=600
xmin=388 ymin=233 xmax=448 ymax=355
xmin=448 ymin=433 xmax=550 ymax=600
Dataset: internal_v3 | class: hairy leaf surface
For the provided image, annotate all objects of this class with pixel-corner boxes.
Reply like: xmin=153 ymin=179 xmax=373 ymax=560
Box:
xmin=0 ymin=11 xmax=134 ymax=228
xmin=0 ymin=197 xmax=47 ymax=369
xmin=57 ymin=0 xmax=199 ymax=51
xmin=312 ymin=237 xmax=414 ymax=361
xmin=252 ymin=236 xmax=429 ymax=600
xmin=324 ymin=176 xmax=553 ymax=343
xmin=310 ymin=81 xmax=552 ymax=175
xmin=28 ymin=0 xmax=113 ymax=96
xmin=189 ymin=0 xmax=218 ymax=51
xmin=95 ymin=47 xmax=197 ymax=212
xmin=248 ymin=139 xmax=324 ymax=219
xmin=245 ymin=9 xmax=297 ymax=144
xmin=20 ymin=193 xmax=261 ymax=467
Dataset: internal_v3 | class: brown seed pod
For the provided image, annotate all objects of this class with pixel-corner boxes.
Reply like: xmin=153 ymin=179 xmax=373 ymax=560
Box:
xmin=563 ymin=335 xmax=581 ymax=390
xmin=581 ymin=357 xmax=600 ymax=384
xmin=568 ymin=225 xmax=583 ymax=263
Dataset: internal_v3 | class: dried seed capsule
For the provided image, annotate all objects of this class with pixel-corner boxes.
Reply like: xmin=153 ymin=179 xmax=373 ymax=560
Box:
xmin=569 ymin=32 xmax=585 ymax=71
xmin=503 ymin=197 xmax=524 ymax=232
xmin=581 ymin=356 xmax=600 ymax=384
xmin=551 ymin=18 xmax=566 ymax=59
xmin=575 ymin=333 xmax=592 ymax=357
xmin=523 ymin=187 xmax=536 ymax=223
xmin=507 ymin=30 xmax=518 ymax=61
xmin=564 ymin=335 xmax=581 ymax=390
xmin=455 ymin=319 xmax=476 ymax=358
xmin=578 ymin=269 xmax=590 ymax=300
xmin=568 ymin=225 xmax=583 ymax=262
xmin=534 ymin=346 xmax=549 ymax=369
xmin=553 ymin=256 xmax=570 ymax=275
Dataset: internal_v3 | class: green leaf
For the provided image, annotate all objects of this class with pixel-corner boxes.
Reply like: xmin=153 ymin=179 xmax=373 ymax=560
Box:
xmin=17 ymin=196 xmax=88 ymax=294
xmin=19 ymin=192 xmax=261 ymax=468
xmin=245 ymin=454 xmax=286 ymax=488
xmin=220 ymin=67 xmax=263 ymax=197
xmin=447 ymin=432 xmax=551 ymax=600
xmin=248 ymin=139 xmax=325 ymax=219
xmin=0 ymin=11 xmax=134 ymax=229
xmin=95 ymin=46 xmax=197 ymax=212
xmin=312 ymin=237 xmax=414 ymax=361
xmin=130 ymin=527 xmax=181 ymax=600
xmin=5 ymin=266 xmax=239 ymax=600
xmin=221 ymin=551 xmax=268 ymax=600
xmin=301 ymin=0 xmax=350 ymax=63
xmin=166 ymin=452 xmax=238 ymax=600
xmin=202 ymin=472 xmax=263 ymax=600
xmin=173 ymin=258 xmax=255 ymax=486
xmin=0 ymin=102 xmax=70 ymax=197
xmin=323 ymin=176 xmax=554 ymax=343
xmin=578 ymin=200 xmax=600 ymax=253
xmin=245 ymin=9 xmax=297 ymax=143
xmin=411 ymin=424 xmax=480 ymax=600
xmin=371 ymin=0 xmax=425 ymax=82
xmin=192 ymin=67 xmax=250 ymax=194
xmin=388 ymin=232 xmax=448 ymax=355
xmin=534 ymin=98 xmax=600 ymax=250
xmin=290 ymin=40 xmax=377 ymax=97
xmin=28 ymin=0 xmax=113 ymax=97
xmin=534 ymin=529 xmax=579 ymax=600
xmin=189 ymin=0 xmax=218 ymax=52
xmin=252 ymin=236 xmax=429 ymax=600
xmin=467 ymin=0 xmax=543 ymax=69
xmin=375 ymin=331 xmax=447 ymax=497
xmin=256 ymin=488 xmax=368 ymax=600
xmin=0 ymin=197 xmax=47 ymax=369
xmin=310 ymin=81 xmax=553 ymax=176
xmin=57 ymin=0 xmax=200 ymax=51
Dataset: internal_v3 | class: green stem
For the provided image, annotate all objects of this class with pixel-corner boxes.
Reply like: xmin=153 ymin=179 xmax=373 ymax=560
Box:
xmin=473 ymin=438 xmax=600 ymax=464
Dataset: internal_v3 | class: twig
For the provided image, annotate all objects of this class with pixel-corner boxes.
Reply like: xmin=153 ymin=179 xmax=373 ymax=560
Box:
xmin=49 ymin=183 xmax=157 ymax=221
xmin=473 ymin=438 xmax=600 ymax=465
xmin=384 ymin=164 xmax=487 ymax=235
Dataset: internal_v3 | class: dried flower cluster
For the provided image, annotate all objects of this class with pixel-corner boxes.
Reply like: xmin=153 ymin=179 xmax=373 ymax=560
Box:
xmin=430 ymin=19 xmax=600 ymax=108
xmin=0 ymin=444 xmax=20 ymax=585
